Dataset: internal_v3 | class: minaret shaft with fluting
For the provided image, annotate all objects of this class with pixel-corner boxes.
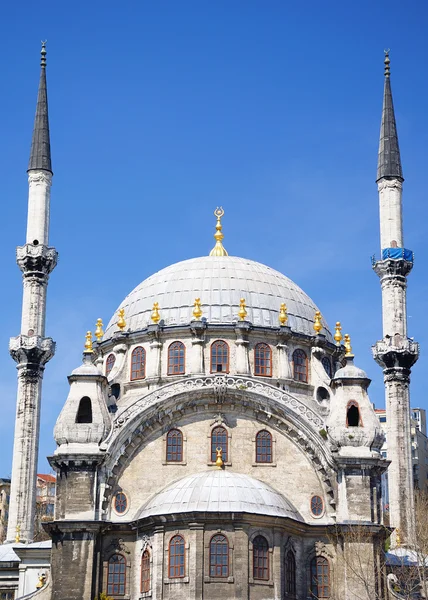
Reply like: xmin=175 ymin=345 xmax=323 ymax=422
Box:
xmin=6 ymin=44 xmax=57 ymax=543
xmin=372 ymin=52 xmax=418 ymax=548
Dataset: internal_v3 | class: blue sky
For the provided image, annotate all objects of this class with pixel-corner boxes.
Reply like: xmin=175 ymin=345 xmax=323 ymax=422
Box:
xmin=0 ymin=1 xmax=427 ymax=474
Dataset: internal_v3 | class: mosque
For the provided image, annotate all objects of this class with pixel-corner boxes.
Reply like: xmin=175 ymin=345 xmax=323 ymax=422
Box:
xmin=0 ymin=44 xmax=419 ymax=600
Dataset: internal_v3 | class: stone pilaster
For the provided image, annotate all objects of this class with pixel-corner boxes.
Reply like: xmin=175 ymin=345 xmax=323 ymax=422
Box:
xmin=190 ymin=321 xmax=206 ymax=375
xmin=152 ymin=525 xmax=164 ymax=599
xmin=234 ymin=321 xmax=251 ymax=376
xmin=147 ymin=325 xmax=162 ymax=380
xmin=188 ymin=523 xmax=204 ymax=598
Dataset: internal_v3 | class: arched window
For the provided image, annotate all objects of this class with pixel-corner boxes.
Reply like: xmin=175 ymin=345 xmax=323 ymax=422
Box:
xmin=114 ymin=492 xmax=128 ymax=514
xmin=255 ymin=430 xmax=272 ymax=463
xmin=210 ymin=340 xmax=229 ymax=373
xmin=131 ymin=346 xmax=146 ymax=380
xmin=310 ymin=495 xmax=324 ymax=517
xmin=169 ymin=535 xmax=185 ymax=578
xmin=107 ymin=554 xmax=126 ymax=596
xmin=322 ymin=356 xmax=332 ymax=378
xmin=254 ymin=343 xmax=272 ymax=377
xmin=106 ymin=353 xmax=116 ymax=377
xmin=211 ymin=426 xmax=228 ymax=462
xmin=347 ymin=401 xmax=362 ymax=427
xmin=209 ymin=534 xmax=229 ymax=577
xmin=253 ymin=535 xmax=269 ymax=580
xmin=293 ymin=349 xmax=308 ymax=382
xmin=141 ymin=549 xmax=150 ymax=593
xmin=166 ymin=429 xmax=183 ymax=462
xmin=310 ymin=556 xmax=330 ymax=598
xmin=168 ymin=342 xmax=185 ymax=375
xmin=285 ymin=550 xmax=296 ymax=596
xmin=75 ymin=397 xmax=92 ymax=423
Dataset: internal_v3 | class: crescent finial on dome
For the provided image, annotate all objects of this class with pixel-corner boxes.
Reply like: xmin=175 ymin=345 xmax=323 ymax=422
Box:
xmin=209 ymin=207 xmax=228 ymax=257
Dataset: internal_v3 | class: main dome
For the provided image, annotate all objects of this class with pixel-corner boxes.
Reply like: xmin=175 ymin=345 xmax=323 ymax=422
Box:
xmin=104 ymin=256 xmax=331 ymax=340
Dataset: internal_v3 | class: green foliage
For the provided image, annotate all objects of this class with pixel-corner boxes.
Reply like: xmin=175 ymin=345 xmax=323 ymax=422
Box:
xmin=319 ymin=428 xmax=328 ymax=439
xmin=94 ymin=593 xmax=114 ymax=600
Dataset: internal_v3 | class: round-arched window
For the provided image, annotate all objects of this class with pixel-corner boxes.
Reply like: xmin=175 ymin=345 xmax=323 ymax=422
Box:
xmin=310 ymin=495 xmax=324 ymax=517
xmin=114 ymin=491 xmax=128 ymax=514
xmin=322 ymin=356 xmax=332 ymax=378
xmin=106 ymin=353 xmax=116 ymax=377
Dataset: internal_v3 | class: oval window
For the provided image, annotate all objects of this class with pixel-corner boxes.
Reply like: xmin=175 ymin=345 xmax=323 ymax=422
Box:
xmin=114 ymin=491 xmax=128 ymax=514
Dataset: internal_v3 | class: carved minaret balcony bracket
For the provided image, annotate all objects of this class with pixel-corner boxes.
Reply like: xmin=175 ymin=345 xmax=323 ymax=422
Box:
xmin=16 ymin=244 xmax=58 ymax=278
xmin=10 ymin=335 xmax=56 ymax=369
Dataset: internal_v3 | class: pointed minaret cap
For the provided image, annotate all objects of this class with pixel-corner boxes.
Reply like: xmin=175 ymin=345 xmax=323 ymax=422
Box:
xmin=28 ymin=41 xmax=52 ymax=174
xmin=376 ymin=50 xmax=403 ymax=182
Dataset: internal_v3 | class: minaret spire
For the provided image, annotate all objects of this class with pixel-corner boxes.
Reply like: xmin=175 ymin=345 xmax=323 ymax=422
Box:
xmin=372 ymin=51 xmax=419 ymax=548
xmin=6 ymin=42 xmax=57 ymax=543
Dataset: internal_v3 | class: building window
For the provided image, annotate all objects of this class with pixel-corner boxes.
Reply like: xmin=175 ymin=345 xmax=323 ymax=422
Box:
xmin=107 ymin=554 xmax=126 ymax=596
xmin=347 ymin=401 xmax=362 ymax=427
xmin=321 ymin=357 xmax=332 ymax=378
xmin=379 ymin=416 xmax=386 ymax=423
xmin=211 ymin=426 xmax=228 ymax=462
xmin=255 ymin=430 xmax=272 ymax=463
xmin=131 ymin=346 xmax=146 ymax=380
xmin=209 ymin=534 xmax=229 ymax=578
xmin=106 ymin=353 xmax=116 ymax=377
xmin=114 ymin=492 xmax=128 ymax=514
xmin=168 ymin=342 xmax=185 ymax=375
xmin=75 ymin=396 xmax=92 ymax=424
xmin=210 ymin=340 xmax=229 ymax=373
xmin=285 ymin=550 xmax=296 ymax=596
xmin=311 ymin=495 xmax=324 ymax=517
xmin=141 ymin=549 xmax=150 ymax=593
xmin=46 ymin=503 xmax=54 ymax=516
xmin=293 ymin=349 xmax=308 ymax=382
xmin=169 ymin=535 xmax=185 ymax=578
xmin=253 ymin=535 xmax=269 ymax=580
xmin=254 ymin=343 xmax=272 ymax=377
xmin=166 ymin=429 xmax=183 ymax=462
xmin=310 ymin=556 xmax=330 ymax=598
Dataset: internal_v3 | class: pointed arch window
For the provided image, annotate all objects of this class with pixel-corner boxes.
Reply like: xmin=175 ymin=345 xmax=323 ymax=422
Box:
xmin=168 ymin=341 xmax=185 ymax=375
xmin=254 ymin=343 xmax=272 ymax=376
xmin=293 ymin=349 xmax=308 ymax=382
xmin=285 ymin=550 xmax=296 ymax=596
xmin=347 ymin=401 xmax=362 ymax=427
xmin=210 ymin=340 xmax=229 ymax=373
xmin=166 ymin=429 xmax=183 ymax=462
xmin=168 ymin=535 xmax=185 ymax=578
xmin=106 ymin=353 xmax=116 ymax=377
xmin=322 ymin=356 xmax=332 ymax=378
xmin=107 ymin=554 xmax=126 ymax=596
xmin=211 ymin=426 xmax=228 ymax=462
xmin=76 ymin=396 xmax=92 ymax=423
xmin=255 ymin=430 xmax=272 ymax=463
xmin=141 ymin=549 xmax=150 ymax=593
xmin=310 ymin=556 xmax=330 ymax=598
xmin=131 ymin=346 xmax=146 ymax=380
xmin=253 ymin=535 xmax=269 ymax=580
xmin=209 ymin=534 xmax=229 ymax=577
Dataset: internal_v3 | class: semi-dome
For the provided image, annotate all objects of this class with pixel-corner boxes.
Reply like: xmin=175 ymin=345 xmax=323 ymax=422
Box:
xmin=104 ymin=255 xmax=332 ymax=340
xmin=136 ymin=470 xmax=303 ymax=521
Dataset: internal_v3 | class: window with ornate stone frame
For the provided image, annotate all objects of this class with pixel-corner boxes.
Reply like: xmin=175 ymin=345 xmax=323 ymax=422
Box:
xmin=106 ymin=553 xmax=128 ymax=597
xmin=248 ymin=531 xmax=273 ymax=586
xmin=309 ymin=556 xmax=330 ymax=598
xmin=163 ymin=428 xmax=187 ymax=465
xmin=203 ymin=530 xmax=234 ymax=583
xmin=252 ymin=430 xmax=276 ymax=467
xmin=141 ymin=549 xmax=151 ymax=595
xmin=208 ymin=425 xmax=232 ymax=466
xmin=164 ymin=532 xmax=189 ymax=584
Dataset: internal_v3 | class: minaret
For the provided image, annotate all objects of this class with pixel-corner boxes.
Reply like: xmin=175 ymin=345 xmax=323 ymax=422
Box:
xmin=372 ymin=51 xmax=419 ymax=547
xmin=6 ymin=43 xmax=57 ymax=543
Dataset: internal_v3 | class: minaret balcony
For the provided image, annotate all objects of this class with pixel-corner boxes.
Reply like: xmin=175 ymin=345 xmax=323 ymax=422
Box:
xmin=9 ymin=334 xmax=56 ymax=366
xmin=372 ymin=336 xmax=419 ymax=371
xmin=16 ymin=243 xmax=58 ymax=277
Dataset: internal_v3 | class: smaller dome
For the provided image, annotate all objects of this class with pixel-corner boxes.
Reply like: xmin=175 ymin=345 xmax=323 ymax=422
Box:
xmin=333 ymin=357 xmax=370 ymax=382
xmin=136 ymin=470 xmax=302 ymax=521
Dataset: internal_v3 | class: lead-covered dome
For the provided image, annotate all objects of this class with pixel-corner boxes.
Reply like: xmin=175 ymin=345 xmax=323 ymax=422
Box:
xmin=136 ymin=470 xmax=303 ymax=520
xmin=104 ymin=256 xmax=331 ymax=340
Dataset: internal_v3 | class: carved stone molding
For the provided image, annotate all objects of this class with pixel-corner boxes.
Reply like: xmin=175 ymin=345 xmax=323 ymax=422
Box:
xmin=105 ymin=537 xmax=131 ymax=556
xmin=9 ymin=335 xmax=56 ymax=366
xmin=372 ymin=337 xmax=419 ymax=371
xmin=373 ymin=258 xmax=413 ymax=280
xmin=28 ymin=171 xmax=52 ymax=186
xmin=377 ymin=178 xmax=402 ymax=193
xmin=16 ymin=244 xmax=58 ymax=277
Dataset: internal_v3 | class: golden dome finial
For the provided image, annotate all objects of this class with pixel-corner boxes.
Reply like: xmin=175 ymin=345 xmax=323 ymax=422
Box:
xmin=279 ymin=302 xmax=288 ymax=326
xmin=238 ymin=298 xmax=247 ymax=321
xmin=95 ymin=318 xmax=104 ymax=342
xmin=313 ymin=310 xmax=322 ymax=335
xmin=193 ymin=298 xmax=203 ymax=321
xmin=215 ymin=447 xmax=224 ymax=469
xmin=334 ymin=321 xmax=343 ymax=345
xmin=117 ymin=308 xmax=126 ymax=331
xmin=209 ymin=207 xmax=228 ymax=257
xmin=151 ymin=302 xmax=160 ymax=324
xmin=344 ymin=333 xmax=354 ymax=357
xmin=84 ymin=331 xmax=94 ymax=353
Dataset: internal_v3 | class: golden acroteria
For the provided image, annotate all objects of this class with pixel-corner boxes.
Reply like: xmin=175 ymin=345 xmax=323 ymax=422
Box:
xmin=238 ymin=298 xmax=247 ymax=321
xmin=279 ymin=303 xmax=288 ymax=326
xmin=117 ymin=308 xmax=126 ymax=331
xmin=313 ymin=310 xmax=322 ymax=335
xmin=344 ymin=333 xmax=353 ymax=357
xmin=95 ymin=318 xmax=104 ymax=341
xmin=334 ymin=321 xmax=343 ymax=345
xmin=193 ymin=298 xmax=203 ymax=321
xmin=84 ymin=331 xmax=93 ymax=353
xmin=209 ymin=207 xmax=228 ymax=257
xmin=215 ymin=447 xmax=224 ymax=469
xmin=151 ymin=302 xmax=160 ymax=324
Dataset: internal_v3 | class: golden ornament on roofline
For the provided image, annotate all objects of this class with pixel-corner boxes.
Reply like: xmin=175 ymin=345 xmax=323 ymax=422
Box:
xmin=209 ymin=207 xmax=228 ymax=257
xmin=193 ymin=298 xmax=203 ymax=321
xmin=334 ymin=321 xmax=343 ymax=345
xmin=279 ymin=303 xmax=288 ymax=326
xmin=215 ymin=447 xmax=224 ymax=469
xmin=313 ymin=310 xmax=322 ymax=335
xmin=344 ymin=333 xmax=353 ymax=357
xmin=238 ymin=298 xmax=247 ymax=321
xmin=151 ymin=302 xmax=160 ymax=324
xmin=95 ymin=318 xmax=104 ymax=341
xmin=84 ymin=331 xmax=93 ymax=353
xmin=117 ymin=308 xmax=126 ymax=331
